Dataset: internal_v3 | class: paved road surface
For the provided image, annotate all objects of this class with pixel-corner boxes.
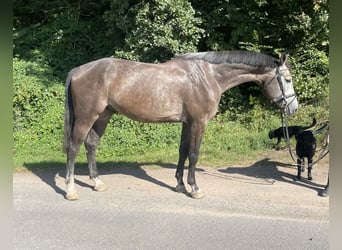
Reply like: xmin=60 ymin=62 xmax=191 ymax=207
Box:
xmin=14 ymin=159 xmax=329 ymax=249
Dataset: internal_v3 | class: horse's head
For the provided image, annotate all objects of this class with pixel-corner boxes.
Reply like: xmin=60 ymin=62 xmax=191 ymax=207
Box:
xmin=262 ymin=53 xmax=298 ymax=116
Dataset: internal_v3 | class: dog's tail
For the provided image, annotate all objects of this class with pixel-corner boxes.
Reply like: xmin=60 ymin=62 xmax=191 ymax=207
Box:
xmin=313 ymin=122 xmax=329 ymax=135
xmin=303 ymin=117 xmax=317 ymax=130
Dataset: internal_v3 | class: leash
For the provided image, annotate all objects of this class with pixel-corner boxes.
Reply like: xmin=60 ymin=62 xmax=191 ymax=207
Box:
xmin=313 ymin=143 xmax=329 ymax=165
xmin=312 ymin=124 xmax=329 ymax=165
xmin=280 ymin=112 xmax=329 ymax=166
xmin=281 ymin=112 xmax=299 ymax=163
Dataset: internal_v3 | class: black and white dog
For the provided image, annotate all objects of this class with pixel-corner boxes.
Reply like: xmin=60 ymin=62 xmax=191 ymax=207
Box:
xmin=294 ymin=123 xmax=329 ymax=181
xmin=295 ymin=130 xmax=316 ymax=180
xmin=270 ymin=119 xmax=328 ymax=182
xmin=269 ymin=118 xmax=316 ymax=148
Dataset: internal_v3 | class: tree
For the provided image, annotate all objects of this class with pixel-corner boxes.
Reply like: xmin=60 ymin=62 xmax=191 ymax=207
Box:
xmin=104 ymin=0 xmax=203 ymax=62
xmin=191 ymin=0 xmax=329 ymax=104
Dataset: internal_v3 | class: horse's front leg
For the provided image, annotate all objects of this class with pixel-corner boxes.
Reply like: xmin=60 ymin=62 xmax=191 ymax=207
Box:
xmin=187 ymin=121 xmax=206 ymax=199
xmin=319 ymin=176 xmax=329 ymax=197
xmin=175 ymin=123 xmax=189 ymax=193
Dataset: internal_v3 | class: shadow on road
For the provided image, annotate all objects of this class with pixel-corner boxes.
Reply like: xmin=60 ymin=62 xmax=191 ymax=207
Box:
xmin=218 ymin=157 xmax=326 ymax=196
xmin=23 ymin=161 xmax=180 ymax=198
xmin=23 ymin=157 xmax=326 ymax=198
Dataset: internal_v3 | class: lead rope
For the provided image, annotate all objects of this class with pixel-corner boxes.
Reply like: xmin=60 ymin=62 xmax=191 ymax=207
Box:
xmin=281 ymin=112 xmax=298 ymax=163
xmin=312 ymin=125 xmax=329 ymax=165
xmin=313 ymin=142 xmax=329 ymax=165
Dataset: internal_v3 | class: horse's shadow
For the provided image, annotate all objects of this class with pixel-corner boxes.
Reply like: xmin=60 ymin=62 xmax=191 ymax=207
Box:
xmin=218 ymin=157 xmax=326 ymax=195
xmin=24 ymin=158 xmax=327 ymax=198
xmin=23 ymin=161 xmax=179 ymax=198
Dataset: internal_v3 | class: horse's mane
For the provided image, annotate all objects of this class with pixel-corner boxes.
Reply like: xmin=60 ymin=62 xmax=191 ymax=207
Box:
xmin=177 ymin=51 xmax=279 ymax=68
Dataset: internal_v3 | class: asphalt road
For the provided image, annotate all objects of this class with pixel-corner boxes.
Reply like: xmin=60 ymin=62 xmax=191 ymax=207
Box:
xmin=14 ymin=159 xmax=329 ymax=249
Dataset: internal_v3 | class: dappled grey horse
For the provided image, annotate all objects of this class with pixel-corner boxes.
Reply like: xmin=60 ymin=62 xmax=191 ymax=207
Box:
xmin=63 ymin=51 xmax=298 ymax=200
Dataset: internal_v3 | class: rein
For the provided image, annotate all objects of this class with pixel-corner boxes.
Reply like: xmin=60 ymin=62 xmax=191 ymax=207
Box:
xmin=281 ymin=112 xmax=298 ymax=163
xmin=281 ymin=112 xmax=329 ymax=166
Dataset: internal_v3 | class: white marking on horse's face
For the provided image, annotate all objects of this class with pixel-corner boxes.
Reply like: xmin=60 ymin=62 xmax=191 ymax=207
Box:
xmin=278 ymin=64 xmax=298 ymax=116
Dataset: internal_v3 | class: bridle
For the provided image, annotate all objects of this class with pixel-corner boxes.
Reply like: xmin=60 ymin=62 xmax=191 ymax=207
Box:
xmin=264 ymin=67 xmax=297 ymax=114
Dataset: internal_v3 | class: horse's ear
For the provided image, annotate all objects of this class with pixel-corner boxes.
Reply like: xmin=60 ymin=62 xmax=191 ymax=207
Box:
xmin=279 ymin=52 xmax=288 ymax=65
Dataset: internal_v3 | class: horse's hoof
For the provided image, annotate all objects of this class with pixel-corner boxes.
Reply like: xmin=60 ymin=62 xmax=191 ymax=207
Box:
xmin=319 ymin=190 xmax=328 ymax=197
xmin=175 ymin=184 xmax=186 ymax=193
xmin=319 ymin=190 xmax=329 ymax=197
xmin=65 ymin=192 xmax=79 ymax=201
xmin=308 ymin=177 xmax=313 ymax=181
xmin=94 ymin=183 xmax=108 ymax=192
xmin=190 ymin=190 xmax=204 ymax=199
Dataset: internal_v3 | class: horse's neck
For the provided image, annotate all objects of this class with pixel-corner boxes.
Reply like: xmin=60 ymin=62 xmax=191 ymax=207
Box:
xmin=212 ymin=63 xmax=272 ymax=94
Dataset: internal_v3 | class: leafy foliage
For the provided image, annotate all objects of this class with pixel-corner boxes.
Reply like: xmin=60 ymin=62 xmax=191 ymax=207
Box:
xmin=104 ymin=0 xmax=203 ymax=62
xmin=13 ymin=55 xmax=63 ymax=131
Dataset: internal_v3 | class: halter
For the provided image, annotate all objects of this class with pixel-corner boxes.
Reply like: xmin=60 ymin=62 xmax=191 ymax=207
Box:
xmin=264 ymin=67 xmax=297 ymax=114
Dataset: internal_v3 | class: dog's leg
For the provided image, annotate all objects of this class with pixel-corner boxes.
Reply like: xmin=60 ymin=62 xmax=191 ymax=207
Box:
xmin=307 ymin=158 xmax=313 ymax=180
xmin=296 ymin=158 xmax=302 ymax=180
xmin=274 ymin=138 xmax=281 ymax=150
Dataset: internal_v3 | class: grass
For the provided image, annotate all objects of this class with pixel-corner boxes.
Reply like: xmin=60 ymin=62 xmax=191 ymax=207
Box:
xmin=14 ymin=123 xmax=329 ymax=174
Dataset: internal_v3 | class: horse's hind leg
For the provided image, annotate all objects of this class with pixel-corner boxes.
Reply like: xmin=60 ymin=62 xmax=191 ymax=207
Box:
xmin=84 ymin=108 xmax=113 ymax=192
xmin=66 ymin=122 xmax=94 ymax=200
xmin=85 ymin=129 xmax=107 ymax=192
xmin=66 ymin=142 xmax=81 ymax=200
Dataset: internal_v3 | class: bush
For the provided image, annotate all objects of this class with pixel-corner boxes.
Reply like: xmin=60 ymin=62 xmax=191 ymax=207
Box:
xmin=13 ymin=56 xmax=62 ymax=130
xmin=291 ymin=45 xmax=329 ymax=103
xmin=13 ymin=56 xmax=64 ymax=158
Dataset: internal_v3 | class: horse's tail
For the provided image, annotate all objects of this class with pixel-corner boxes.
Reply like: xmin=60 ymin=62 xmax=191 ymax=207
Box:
xmin=63 ymin=69 xmax=75 ymax=153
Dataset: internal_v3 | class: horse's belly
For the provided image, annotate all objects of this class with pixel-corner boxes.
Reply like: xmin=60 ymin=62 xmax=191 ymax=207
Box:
xmin=112 ymin=98 xmax=184 ymax=123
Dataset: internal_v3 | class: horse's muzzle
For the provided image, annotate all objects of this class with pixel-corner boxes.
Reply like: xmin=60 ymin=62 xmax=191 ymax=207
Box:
xmin=283 ymin=96 xmax=298 ymax=116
